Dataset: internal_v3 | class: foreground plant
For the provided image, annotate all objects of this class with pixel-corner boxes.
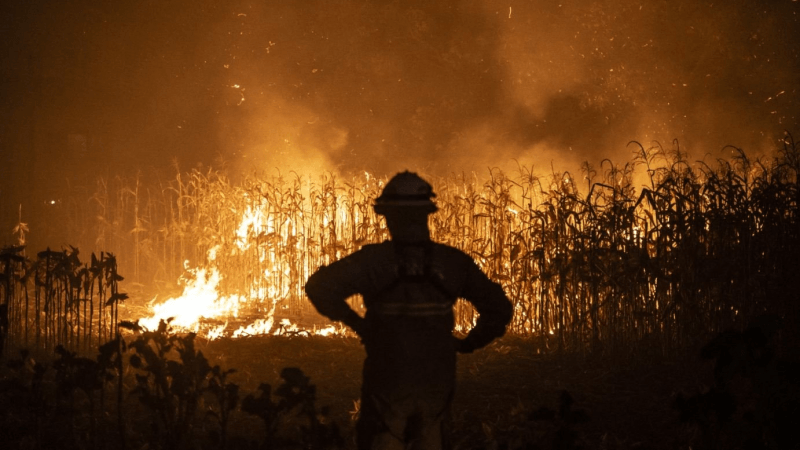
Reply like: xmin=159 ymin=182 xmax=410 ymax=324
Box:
xmin=241 ymin=367 xmax=343 ymax=449
xmin=122 ymin=318 xmax=214 ymax=449
xmin=0 ymin=350 xmax=49 ymax=447
xmin=674 ymin=315 xmax=800 ymax=450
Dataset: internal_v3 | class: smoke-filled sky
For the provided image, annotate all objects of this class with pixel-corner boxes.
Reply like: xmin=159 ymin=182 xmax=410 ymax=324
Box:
xmin=1 ymin=0 xmax=798 ymax=197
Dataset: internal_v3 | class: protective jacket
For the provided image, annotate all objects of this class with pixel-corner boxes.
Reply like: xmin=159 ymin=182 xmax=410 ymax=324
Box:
xmin=305 ymin=240 xmax=513 ymax=396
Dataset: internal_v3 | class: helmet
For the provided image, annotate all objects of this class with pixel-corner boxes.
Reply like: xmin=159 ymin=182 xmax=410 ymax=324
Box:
xmin=374 ymin=171 xmax=437 ymax=215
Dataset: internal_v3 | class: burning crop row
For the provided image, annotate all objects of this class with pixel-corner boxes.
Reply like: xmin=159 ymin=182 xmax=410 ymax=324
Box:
xmin=5 ymin=136 xmax=799 ymax=355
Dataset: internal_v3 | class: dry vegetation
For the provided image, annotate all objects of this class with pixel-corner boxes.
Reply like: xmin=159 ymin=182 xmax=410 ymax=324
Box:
xmin=3 ymin=136 xmax=799 ymax=355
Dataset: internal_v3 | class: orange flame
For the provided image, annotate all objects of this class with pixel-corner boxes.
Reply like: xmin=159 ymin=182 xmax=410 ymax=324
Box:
xmin=138 ymin=194 xmax=349 ymax=339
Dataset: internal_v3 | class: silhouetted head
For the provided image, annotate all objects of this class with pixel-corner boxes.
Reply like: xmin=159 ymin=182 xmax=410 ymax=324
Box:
xmin=374 ymin=171 xmax=437 ymax=242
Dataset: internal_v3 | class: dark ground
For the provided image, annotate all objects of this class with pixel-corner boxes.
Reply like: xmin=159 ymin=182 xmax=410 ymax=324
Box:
xmin=195 ymin=335 xmax=713 ymax=450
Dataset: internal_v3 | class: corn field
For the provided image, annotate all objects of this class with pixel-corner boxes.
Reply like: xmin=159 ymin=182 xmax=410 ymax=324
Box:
xmin=0 ymin=246 xmax=126 ymax=355
xmin=2 ymin=136 xmax=799 ymax=355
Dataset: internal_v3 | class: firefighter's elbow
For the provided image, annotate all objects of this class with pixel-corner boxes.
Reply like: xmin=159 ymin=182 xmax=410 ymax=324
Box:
xmin=491 ymin=284 xmax=514 ymax=324
xmin=304 ymin=270 xmax=325 ymax=298
xmin=500 ymin=298 xmax=514 ymax=326
xmin=303 ymin=279 xmax=317 ymax=299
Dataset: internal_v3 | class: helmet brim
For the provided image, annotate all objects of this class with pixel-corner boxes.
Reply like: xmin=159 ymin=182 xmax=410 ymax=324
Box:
xmin=373 ymin=201 xmax=438 ymax=215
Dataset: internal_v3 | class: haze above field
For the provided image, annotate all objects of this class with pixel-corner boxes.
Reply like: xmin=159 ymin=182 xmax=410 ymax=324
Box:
xmin=1 ymin=0 xmax=798 ymax=221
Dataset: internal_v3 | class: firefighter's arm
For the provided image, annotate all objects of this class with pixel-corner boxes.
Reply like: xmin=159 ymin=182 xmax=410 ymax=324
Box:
xmin=304 ymin=256 xmax=368 ymax=336
xmin=457 ymin=262 xmax=513 ymax=353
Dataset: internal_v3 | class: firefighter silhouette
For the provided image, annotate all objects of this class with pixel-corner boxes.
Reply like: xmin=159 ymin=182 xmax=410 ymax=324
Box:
xmin=305 ymin=171 xmax=513 ymax=450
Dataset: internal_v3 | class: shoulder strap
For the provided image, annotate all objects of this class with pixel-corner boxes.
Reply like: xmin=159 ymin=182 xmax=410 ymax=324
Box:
xmin=373 ymin=241 xmax=456 ymax=299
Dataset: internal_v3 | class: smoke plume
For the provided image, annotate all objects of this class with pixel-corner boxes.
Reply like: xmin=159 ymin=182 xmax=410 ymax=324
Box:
xmin=0 ymin=0 xmax=798 ymax=214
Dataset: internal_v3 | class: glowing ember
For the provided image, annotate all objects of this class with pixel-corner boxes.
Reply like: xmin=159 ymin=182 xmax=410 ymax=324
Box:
xmin=231 ymin=317 xmax=275 ymax=338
